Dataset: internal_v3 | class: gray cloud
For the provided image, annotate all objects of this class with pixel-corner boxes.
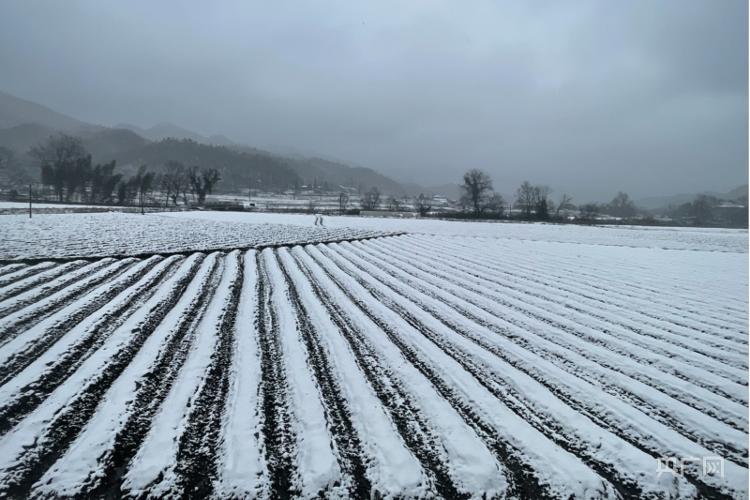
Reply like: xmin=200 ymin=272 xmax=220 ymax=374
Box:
xmin=0 ymin=0 xmax=746 ymax=200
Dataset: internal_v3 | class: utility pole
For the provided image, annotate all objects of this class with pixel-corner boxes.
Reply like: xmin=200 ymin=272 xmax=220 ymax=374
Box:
xmin=28 ymin=183 xmax=32 ymax=219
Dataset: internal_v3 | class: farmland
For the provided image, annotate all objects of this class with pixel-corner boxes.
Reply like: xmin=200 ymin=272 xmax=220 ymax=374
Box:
xmin=0 ymin=212 xmax=746 ymax=498
xmin=0 ymin=212 xmax=390 ymax=261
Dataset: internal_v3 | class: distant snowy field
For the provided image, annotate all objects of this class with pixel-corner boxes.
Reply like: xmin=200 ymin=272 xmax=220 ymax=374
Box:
xmin=0 ymin=212 xmax=389 ymax=260
xmin=0 ymin=202 xmax=111 ymax=209
xmin=0 ymin=210 xmax=746 ymax=497
xmin=163 ymin=210 xmax=749 ymax=253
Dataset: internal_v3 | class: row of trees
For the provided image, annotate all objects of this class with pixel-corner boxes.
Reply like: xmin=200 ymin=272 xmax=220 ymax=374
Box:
xmin=349 ymin=171 xmax=566 ymax=220
xmin=577 ymin=192 xmax=638 ymax=220
xmin=337 ymin=173 xmax=744 ymax=228
xmin=457 ymin=170 xmax=555 ymax=219
xmin=667 ymin=194 xmax=747 ymax=227
xmin=32 ymin=134 xmax=221 ymax=206
xmin=335 ymin=186 xmax=432 ymax=216
xmin=456 ymin=169 xmax=644 ymax=221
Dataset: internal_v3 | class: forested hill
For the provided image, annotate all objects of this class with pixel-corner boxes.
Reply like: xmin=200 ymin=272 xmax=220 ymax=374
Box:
xmin=0 ymin=90 xmax=410 ymax=194
xmin=111 ymin=138 xmax=301 ymax=191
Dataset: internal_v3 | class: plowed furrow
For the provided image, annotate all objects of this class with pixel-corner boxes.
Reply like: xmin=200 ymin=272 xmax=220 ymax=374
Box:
xmin=0 ymin=254 xmax=212 ymax=498
xmin=255 ymin=252 xmax=299 ymax=498
xmin=429 ymin=236 xmax=747 ymax=333
xmin=350 ymin=241 xmax=747 ymax=452
xmin=0 ymin=264 xmax=26 ymax=279
xmin=0 ymin=262 xmax=57 ymax=289
xmin=0 ymin=259 xmax=152 ymax=388
xmin=275 ymin=250 xmax=371 ymax=498
xmin=319 ymin=244 xmax=649 ymax=497
xmin=0 ymin=258 xmax=136 ymax=344
xmin=78 ymin=254 xmax=220 ymax=498
xmin=0 ymin=259 xmax=114 ymax=319
xmin=0 ymin=261 xmax=87 ymax=304
xmin=0 ymin=256 xmax=180 ymax=435
xmin=172 ymin=253 xmax=244 ymax=498
xmin=323 ymin=244 xmax=741 ymax=496
xmin=297 ymin=247 xmax=534 ymax=499
xmin=376 ymin=239 xmax=746 ymax=397
xmin=395 ymin=237 xmax=748 ymax=363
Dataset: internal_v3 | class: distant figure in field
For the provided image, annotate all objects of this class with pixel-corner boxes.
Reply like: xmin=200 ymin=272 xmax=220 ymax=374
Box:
xmin=314 ymin=213 xmax=324 ymax=226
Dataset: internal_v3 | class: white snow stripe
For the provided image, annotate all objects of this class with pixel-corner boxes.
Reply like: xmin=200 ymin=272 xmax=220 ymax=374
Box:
xmin=263 ymin=249 xmax=342 ymax=496
xmin=376 ymin=237 xmax=748 ymax=397
xmin=326 ymin=241 xmax=748 ymax=497
xmin=0 ymin=258 xmax=136 ymax=359
xmin=0 ymin=259 xmax=113 ymax=316
xmin=0 ymin=255 xmax=173 ymax=406
xmin=278 ymin=248 xmax=429 ymax=497
xmin=216 ymin=250 xmax=265 ymax=498
xmin=122 ymin=252 xmax=237 ymax=497
xmin=298 ymin=246 xmax=511 ymax=497
xmin=0 ymin=254 xmax=208 ymax=487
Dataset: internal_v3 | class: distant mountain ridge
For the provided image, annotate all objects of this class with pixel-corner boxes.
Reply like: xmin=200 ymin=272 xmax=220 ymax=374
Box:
xmin=115 ymin=122 xmax=236 ymax=147
xmin=0 ymin=90 xmax=411 ymax=195
xmin=637 ymin=185 xmax=748 ymax=210
xmin=0 ymin=90 xmax=101 ymax=132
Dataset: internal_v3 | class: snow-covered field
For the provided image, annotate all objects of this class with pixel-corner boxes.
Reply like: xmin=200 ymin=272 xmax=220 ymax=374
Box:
xmin=163 ymin=210 xmax=749 ymax=253
xmin=0 ymin=212 xmax=390 ymax=260
xmin=0 ymin=202 xmax=113 ymax=210
xmin=0 ymin=212 xmax=746 ymax=498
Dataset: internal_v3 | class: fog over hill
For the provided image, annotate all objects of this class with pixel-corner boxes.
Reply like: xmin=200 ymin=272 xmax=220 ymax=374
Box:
xmin=0 ymin=91 xmax=416 ymax=194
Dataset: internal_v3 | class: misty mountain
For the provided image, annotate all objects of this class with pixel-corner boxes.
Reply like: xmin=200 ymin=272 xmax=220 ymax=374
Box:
xmin=637 ymin=185 xmax=749 ymax=210
xmin=115 ymin=122 xmax=236 ymax=147
xmin=0 ymin=90 xmax=101 ymax=132
xmin=0 ymin=123 xmax=57 ymax=154
xmin=0 ymin=90 xmax=411 ymax=195
xmin=111 ymin=138 xmax=300 ymax=190
xmin=80 ymin=128 xmax=150 ymax=161
xmin=281 ymin=156 xmax=408 ymax=195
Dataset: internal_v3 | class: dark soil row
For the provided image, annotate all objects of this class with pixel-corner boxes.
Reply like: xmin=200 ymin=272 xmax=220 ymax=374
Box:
xmin=0 ymin=256 xmax=181 ymax=436
xmin=275 ymin=250 xmax=372 ymax=498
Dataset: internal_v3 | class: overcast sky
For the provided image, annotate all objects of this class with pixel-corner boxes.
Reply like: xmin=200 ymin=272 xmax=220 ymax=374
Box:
xmin=0 ymin=0 xmax=747 ymax=200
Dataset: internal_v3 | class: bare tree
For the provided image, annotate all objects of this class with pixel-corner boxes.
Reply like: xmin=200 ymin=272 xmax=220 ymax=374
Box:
xmin=415 ymin=193 xmax=432 ymax=216
xmin=30 ymin=134 xmax=88 ymax=202
xmin=689 ymin=194 xmax=716 ymax=224
xmin=89 ymin=161 xmax=121 ymax=204
xmin=188 ymin=166 xmax=222 ymax=205
xmin=386 ymin=196 xmax=401 ymax=211
xmin=485 ymin=193 xmax=506 ymax=217
xmin=579 ymin=203 xmax=600 ymax=220
xmin=61 ymin=155 xmax=93 ymax=202
xmin=607 ymin=191 xmax=637 ymax=218
xmin=360 ymin=187 xmax=381 ymax=210
xmin=460 ymin=169 xmax=493 ymax=215
xmin=162 ymin=161 xmax=188 ymax=206
xmin=137 ymin=165 xmax=156 ymax=212
xmin=515 ymin=181 xmax=551 ymax=219
xmin=338 ymin=191 xmax=349 ymax=213
xmin=536 ymin=197 xmax=550 ymax=220
xmin=555 ymin=193 xmax=573 ymax=217
xmin=515 ymin=181 xmax=535 ymax=217
xmin=0 ymin=147 xmax=14 ymax=185
xmin=534 ymin=186 xmax=552 ymax=220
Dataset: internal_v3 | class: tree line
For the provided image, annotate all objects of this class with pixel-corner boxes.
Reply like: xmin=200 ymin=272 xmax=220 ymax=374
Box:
xmin=30 ymin=134 xmax=221 ymax=207
xmin=453 ymin=169 xmax=645 ymax=221
xmin=348 ymin=168 xmax=644 ymax=222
